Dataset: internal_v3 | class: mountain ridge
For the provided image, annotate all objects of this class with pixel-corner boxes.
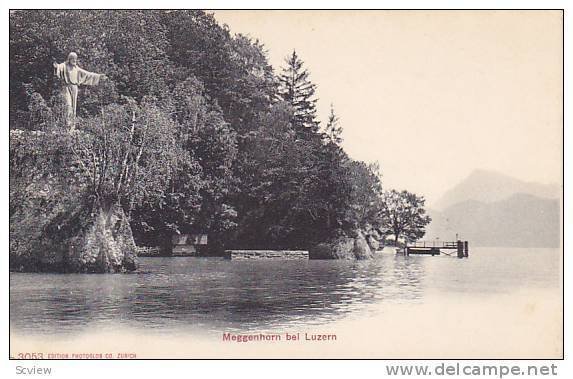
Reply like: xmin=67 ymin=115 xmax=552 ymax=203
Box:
xmin=425 ymin=171 xmax=561 ymax=248
xmin=433 ymin=169 xmax=560 ymax=210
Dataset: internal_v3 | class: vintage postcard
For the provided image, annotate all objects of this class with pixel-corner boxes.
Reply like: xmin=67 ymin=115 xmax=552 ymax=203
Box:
xmin=8 ymin=9 xmax=563 ymax=360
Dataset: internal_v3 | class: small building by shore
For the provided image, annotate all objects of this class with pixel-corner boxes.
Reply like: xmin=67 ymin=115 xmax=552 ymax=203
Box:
xmin=172 ymin=234 xmax=208 ymax=256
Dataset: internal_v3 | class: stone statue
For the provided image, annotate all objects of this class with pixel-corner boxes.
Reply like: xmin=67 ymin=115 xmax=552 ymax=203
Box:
xmin=53 ymin=52 xmax=107 ymax=129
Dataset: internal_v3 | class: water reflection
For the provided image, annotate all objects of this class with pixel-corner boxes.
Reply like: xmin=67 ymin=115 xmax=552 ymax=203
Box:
xmin=9 ymin=248 xmax=560 ymax=336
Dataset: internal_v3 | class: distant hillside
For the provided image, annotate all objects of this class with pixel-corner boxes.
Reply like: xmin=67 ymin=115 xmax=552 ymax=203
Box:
xmin=434 ymin=169 xmax=561 ymax=210
xmin=426 ymin=193 xmax=561 ymax=248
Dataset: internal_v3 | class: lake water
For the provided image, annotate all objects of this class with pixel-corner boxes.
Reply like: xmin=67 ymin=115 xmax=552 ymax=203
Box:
xmin=10 ymin=247 xmax=561 ymax=340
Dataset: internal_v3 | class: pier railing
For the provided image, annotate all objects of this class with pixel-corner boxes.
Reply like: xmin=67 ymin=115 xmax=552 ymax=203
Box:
xmin=405 ymin=240 xmax=469 ymax=258
xmin=408 ymin=241 xmax=458 ymax=249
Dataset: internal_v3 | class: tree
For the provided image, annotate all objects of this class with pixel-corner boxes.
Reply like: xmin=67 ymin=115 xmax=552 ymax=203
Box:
xmin=379 ymin=190 xmax=432 ymax=244
xmin=344 ymin=161 xmax=384 ymax=230
xmin=278 ymin=50 xmax=319 ymax=135
xmin=129 ymin=77 xmax=240 ymax=254
xmin=324 ymin=103 xmax=342 ymax=145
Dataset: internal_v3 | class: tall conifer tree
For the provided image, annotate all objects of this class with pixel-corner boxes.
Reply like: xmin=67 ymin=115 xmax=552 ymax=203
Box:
xmin=278 ymin=50 xmax=320 ymax=135
xmin=325 ymin=103 xmax=343 ymax=145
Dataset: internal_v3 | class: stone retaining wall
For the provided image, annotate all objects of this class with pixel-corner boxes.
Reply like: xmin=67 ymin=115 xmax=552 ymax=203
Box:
xmin=225 ymin=250 xmax=309 ymax=260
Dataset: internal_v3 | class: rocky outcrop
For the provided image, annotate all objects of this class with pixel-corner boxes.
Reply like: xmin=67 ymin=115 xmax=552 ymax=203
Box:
xmin=354 ymin=230 xmax=375 ymax=259
xmin=10 ymin=129 xmax=139 ymax=273
xmin=365 ymin=227 xmax=382 ymax=251
xmin=309 ymin=229 xmax=379 ymax=260
xmin=67 ymin=204 xmax=138 ymax=273
xmin=10 ymin=202 xmax=139 ymax=273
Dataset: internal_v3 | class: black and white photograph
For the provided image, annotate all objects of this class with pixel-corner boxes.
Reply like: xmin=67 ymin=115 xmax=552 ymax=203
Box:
xmin=7 ymin=8 xmax=565 ymax=362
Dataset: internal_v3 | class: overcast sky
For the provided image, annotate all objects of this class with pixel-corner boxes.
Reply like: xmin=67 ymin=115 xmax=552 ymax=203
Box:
xmin=213 ymin=10 xmax=562 ymax=205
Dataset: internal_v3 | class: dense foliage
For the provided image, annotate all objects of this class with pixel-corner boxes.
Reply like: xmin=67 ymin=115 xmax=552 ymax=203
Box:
xmin=379 ymin=190 xmax=432 ymax=244
xmin=10 ymin=10 xmax=430 ymax=256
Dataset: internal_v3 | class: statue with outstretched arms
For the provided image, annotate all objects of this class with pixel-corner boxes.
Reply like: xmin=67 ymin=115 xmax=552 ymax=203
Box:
xmin=53 ymin=52 xmax=107 ymax=129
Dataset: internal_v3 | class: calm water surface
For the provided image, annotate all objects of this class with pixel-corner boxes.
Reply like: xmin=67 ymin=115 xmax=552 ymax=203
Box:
xmin=10 ymin=248 xmax=561 ymax=336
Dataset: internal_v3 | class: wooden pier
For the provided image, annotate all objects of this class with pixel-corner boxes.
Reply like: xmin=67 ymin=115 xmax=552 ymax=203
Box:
xmin=405 ymin=240 xmax=469 ymax=258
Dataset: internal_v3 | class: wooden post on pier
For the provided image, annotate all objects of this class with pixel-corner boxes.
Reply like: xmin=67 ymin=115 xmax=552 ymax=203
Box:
xmin=457 ymin=240 xmax=464 ymax=258
xmin=464 ymin=241 xmax=469 ymax=258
